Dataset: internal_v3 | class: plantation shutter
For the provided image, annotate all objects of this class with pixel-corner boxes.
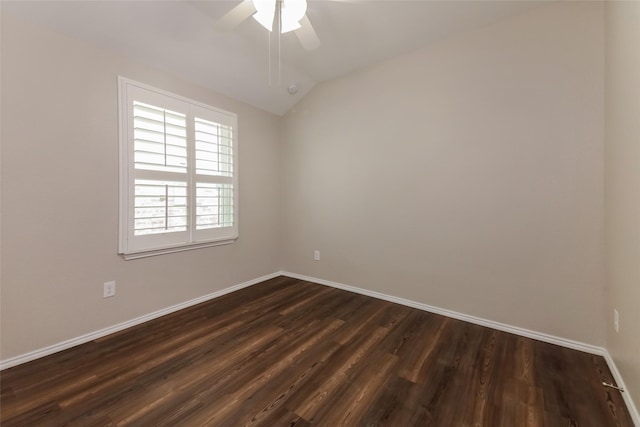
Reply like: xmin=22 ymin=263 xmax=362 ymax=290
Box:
xmin=119 ymin=78 xmax=238 ymax=258
xmin=191 ymin=105 xmax=238 ymax=243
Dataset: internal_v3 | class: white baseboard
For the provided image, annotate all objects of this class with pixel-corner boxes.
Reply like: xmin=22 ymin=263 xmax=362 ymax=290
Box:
xmin=0 ymin=272 xmax=282 ymax=371
xmin=282 ymin=272 xmax=605 ymax=354
xmin=282 ymin=271 xmax=639 ymax=425
xmin=604 ymin=351 xmax=640 ymax=426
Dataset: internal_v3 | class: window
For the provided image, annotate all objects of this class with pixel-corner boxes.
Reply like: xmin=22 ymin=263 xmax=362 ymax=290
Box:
xmin=118 ymin=77 xmax=238 ymax=259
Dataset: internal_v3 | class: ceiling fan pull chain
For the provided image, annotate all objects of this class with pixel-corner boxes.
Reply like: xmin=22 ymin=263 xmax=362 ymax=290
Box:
xmin=268 ymin=28 xmax=272 ymax=86
xmin=278 ymin=0 xmax=282 ymax=87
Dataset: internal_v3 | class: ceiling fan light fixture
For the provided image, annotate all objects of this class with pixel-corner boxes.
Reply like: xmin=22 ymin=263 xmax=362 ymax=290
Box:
xmin=281 ymin=0 xmax=307 ymax=33
xmin=252 ymin=0 xmax=276 ymax=31
xmin=252 ymin=0 xmax=307 ymax=33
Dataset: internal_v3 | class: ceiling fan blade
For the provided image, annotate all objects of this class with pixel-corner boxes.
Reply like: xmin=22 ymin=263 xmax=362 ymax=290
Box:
xmin=295 ymin=15 xmax=321 ymax=50
xmin=215 ymin=0 xmax=257 ymax=31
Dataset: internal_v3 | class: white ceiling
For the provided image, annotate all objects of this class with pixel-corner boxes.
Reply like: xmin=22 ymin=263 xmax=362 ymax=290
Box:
xmin=3 ymin=0 xmax=544 ymax=115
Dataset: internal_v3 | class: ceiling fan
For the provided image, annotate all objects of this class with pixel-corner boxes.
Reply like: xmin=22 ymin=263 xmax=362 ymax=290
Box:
xmin=216 ymin=0 xmax=353 ymax=51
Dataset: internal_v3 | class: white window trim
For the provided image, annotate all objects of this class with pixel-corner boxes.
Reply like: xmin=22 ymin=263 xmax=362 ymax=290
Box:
xmin=118 ymin=77 xmax=239 ymax=260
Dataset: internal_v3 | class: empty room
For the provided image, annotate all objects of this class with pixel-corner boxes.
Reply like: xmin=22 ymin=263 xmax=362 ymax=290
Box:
xmin=1 ymin=0 xmax=638 ymax=425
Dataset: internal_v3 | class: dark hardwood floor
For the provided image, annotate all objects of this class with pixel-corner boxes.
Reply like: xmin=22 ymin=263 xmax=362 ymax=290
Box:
xmin=0 ymin=276 xmax=633 ymax=426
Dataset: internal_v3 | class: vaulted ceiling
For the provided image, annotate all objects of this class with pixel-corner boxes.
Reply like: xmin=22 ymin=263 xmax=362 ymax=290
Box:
xmin=3 ymin=0 xmax=543 ymax=115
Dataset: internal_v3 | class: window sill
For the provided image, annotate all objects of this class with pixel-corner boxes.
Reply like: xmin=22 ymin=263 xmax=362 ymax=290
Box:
xmin=121 ymin=238 xmax=237 ymax=260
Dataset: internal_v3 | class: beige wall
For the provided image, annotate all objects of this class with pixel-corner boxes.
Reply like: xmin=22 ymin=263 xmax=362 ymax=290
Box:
xmin=281 ymin=2 xmax=606 ymax=345
xmin=605 ymin=0 xmax=640 ymax=412
xmin=0 ymin=14 xmax=282 ymax=360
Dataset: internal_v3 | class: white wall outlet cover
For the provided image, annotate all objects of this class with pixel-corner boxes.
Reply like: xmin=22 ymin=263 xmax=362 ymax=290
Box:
xmin=104 ymin=281 xmax=116 ymax=298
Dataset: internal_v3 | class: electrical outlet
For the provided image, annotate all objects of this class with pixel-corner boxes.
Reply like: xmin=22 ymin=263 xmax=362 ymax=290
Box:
xmin=314 ymin=250 xmax=320 ymax=261
xmin=614 ymin=309 xmax=619 ymax=333
xmin=104 ymin=281 xmax=116 ymax=298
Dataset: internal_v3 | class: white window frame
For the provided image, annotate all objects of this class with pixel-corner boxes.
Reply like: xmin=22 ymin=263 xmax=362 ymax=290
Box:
xmin=118 ymin=77 xmax=238 ymax=260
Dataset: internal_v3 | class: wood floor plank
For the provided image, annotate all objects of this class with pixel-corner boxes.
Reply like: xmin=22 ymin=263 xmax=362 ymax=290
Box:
xmin=310 ymin=350 xmax=398 ymax=426
xmin=0 ymin=277 xmax=633 ymax=426
xmin=178 ymin=321 xmax=344 ymax=425
xmin=289 ymin=326 xmax=392 ymax=421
